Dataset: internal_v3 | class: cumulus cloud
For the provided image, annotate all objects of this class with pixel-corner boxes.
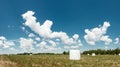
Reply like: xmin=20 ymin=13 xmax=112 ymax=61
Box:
xmin=55 ymin=39 xmax=60 ymax=41
xmin=0 ymin=36 xmax=6 ymax=40
xmin=22 ymin=11 xmax=82 ymax=49
xmin=22 ymin=11 xmax=72 ymax=44
xmin=22 ymin=11 xmax=52 ymax=38
xmin=21 ymin=26 xmax=25 ymax=31
xmin=114 ymin=37 xmax=119 ymax=44
xmin=36 ymin=41 xmax=46 ymax=47
xmin=100 ymin=36 xmax=112 ymax=45
xmin=84 ymin=22 xmax=112 ymax=45
xmin=9 ymin=47 xmax=17 ymax=51
xmin=35 ymin=37 xmax=40 ymax=41
xmin=21 ymin=26 xmax=30 ymax=34
xmin=64 ymin=45 xmax=80 ymax=49
xmin=28 ymin=33 xmax=35 ymax=37
xmin=0 ymin=40 xmax=3 ymax=46
xmin=77 ymin=40 xmax=83 ymax=46
xmin=48 ymin=40 xmax=56 ymax=47
xmin=36 ymin=41 xmax=59 ymax=51
xmin=3 ymin=41 xmax=15 ymax=48
xmin=19 ymin=37 xmax=34 ymax=51
xmin=51 ymin=31 xmax=75 ymax=44
xmin=73 ymin=34 xmax=79 ymax=40
xmin=0 ymin=36 xmax=15 ymax=48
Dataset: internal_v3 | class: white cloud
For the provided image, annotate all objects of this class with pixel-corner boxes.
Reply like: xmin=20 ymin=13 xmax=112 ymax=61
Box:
xmin=3 ymin=41 xmax=15 ymax=48
xmin=51 ymin=31 xmax=74 ymax=44
xmin=19 ymin=37 xmax=34 ymax=51
xmin=35 ymin=37 xmax=40 ymax=41
xmin=84 ymin=22 xmax=112 ymax=45
xmin=55 ymin=39 xmax=60 ymax=41
xmin=21 ymin=26 xmax=25 ymax=31
xmin=64 ymin=45 xmax=80 ymax=49
xmin=48 ymin=40 xmax=56 ymax=47
xmin=0 ymin=36 xmax=15 ymax=48
xmin=28 ymin=33 xmax=35 ymax=37
xmin=64 ymin=46 xmax=70 ymax=49
xmin=36 ymin=41 xmax=59 ymax=51
xmin=22 ymin=11 xmax=83 ymax=47
xmin=21 ymin=26 xmax=30 ymax=34
xmin=71 ymin=45 xmax=79 ymax=49
xmin=100 ymin=36 xmax=112 ymax=45
xmin=22 ymin=11 xmax=52 ymax=38
xmin=0 ymin=36 xmax=6 ymax=40
xmin=0 ymin=40 xmax=3 ymax=46
xmin=22 ymin=11 xmax=72 ymax=44
xmin=36 ymin=41 xmax=46 ymax=47
xmin=114 ymin=37 xmax=119 ymax=44
xmin=73 ymin=34 xmax=79 ymax=40
xmin=77 ymin=40 xmax=83 ymax=46
xmin=33 ymin=41 xmax=37 ymax=44
xmin=9 ymin=47 xmax=17 ymax=51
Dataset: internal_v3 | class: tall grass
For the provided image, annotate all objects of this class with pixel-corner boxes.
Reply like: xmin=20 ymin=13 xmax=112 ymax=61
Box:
xmin=1 ymin=55 xmax=120 ymax=67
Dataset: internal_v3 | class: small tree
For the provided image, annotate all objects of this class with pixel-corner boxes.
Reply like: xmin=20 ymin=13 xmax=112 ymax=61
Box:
xmin=63 ymin=51 xmax=69 ymax=55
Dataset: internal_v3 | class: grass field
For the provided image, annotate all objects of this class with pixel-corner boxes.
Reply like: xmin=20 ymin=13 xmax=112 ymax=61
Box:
xmin=0 ymin=55 xmax=120 ymax=67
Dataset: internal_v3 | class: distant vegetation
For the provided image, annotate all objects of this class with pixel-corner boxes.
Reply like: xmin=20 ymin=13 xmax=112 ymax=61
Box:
xmin=16 ymin=48 xmax=120 ymax=55
xmin=17 ymin=52 xmax=33 ymax=55
xmin=63 ymin=51 xmax=69 ymax=55
xmin=17 ymin=53 xmax=58 ymax=55
xmin=17 ymin=51 xmax=69 ymax=55
xmin=83 ymin=48 xmax=120 ymax=55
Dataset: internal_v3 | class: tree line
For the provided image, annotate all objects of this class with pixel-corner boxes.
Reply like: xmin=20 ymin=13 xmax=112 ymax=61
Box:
xmin=17 ymin=53 xmax=57 ymax=55
xmin=83 ymin=48 xmax=120 ymax=55
xmin=16 ymin=48 xmax=120 ymax=55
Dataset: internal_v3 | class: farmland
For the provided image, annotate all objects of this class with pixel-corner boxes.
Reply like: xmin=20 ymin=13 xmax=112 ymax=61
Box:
xmin=0 ymin=55 xmax=120 ymax=67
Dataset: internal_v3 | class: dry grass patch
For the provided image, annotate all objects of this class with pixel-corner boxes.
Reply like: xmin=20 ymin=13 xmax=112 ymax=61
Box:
xmin=0 ymin=55 xmax=120 ymax=67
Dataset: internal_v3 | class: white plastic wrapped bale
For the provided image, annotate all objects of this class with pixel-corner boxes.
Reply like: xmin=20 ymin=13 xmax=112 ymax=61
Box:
xmin=69 ymin=50 xmax=80 ymax=60
xmin=92 ymin=53 xmax=96 ymax=56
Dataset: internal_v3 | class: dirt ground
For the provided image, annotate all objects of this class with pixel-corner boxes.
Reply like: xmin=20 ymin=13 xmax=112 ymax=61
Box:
xmin=0 ymin=61 xmax=17 ymax=67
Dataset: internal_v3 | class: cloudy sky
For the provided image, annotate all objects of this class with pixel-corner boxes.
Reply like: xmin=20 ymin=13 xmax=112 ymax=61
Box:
xmin=0 ymin=0 xmax=120 ymax=54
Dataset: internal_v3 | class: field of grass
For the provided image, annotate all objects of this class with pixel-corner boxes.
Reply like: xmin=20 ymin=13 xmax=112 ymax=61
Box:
xmin=0 ymin=55 xmax=120 ymax=67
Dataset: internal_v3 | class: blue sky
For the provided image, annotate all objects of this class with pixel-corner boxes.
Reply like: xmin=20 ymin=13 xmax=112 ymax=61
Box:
xmin=0 ymin=0 xmax=120 ymax=54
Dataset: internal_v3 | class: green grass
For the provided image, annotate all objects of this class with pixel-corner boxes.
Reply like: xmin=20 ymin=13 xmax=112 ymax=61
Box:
xmin=1 ymin=55 xmax=120 ymax=67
